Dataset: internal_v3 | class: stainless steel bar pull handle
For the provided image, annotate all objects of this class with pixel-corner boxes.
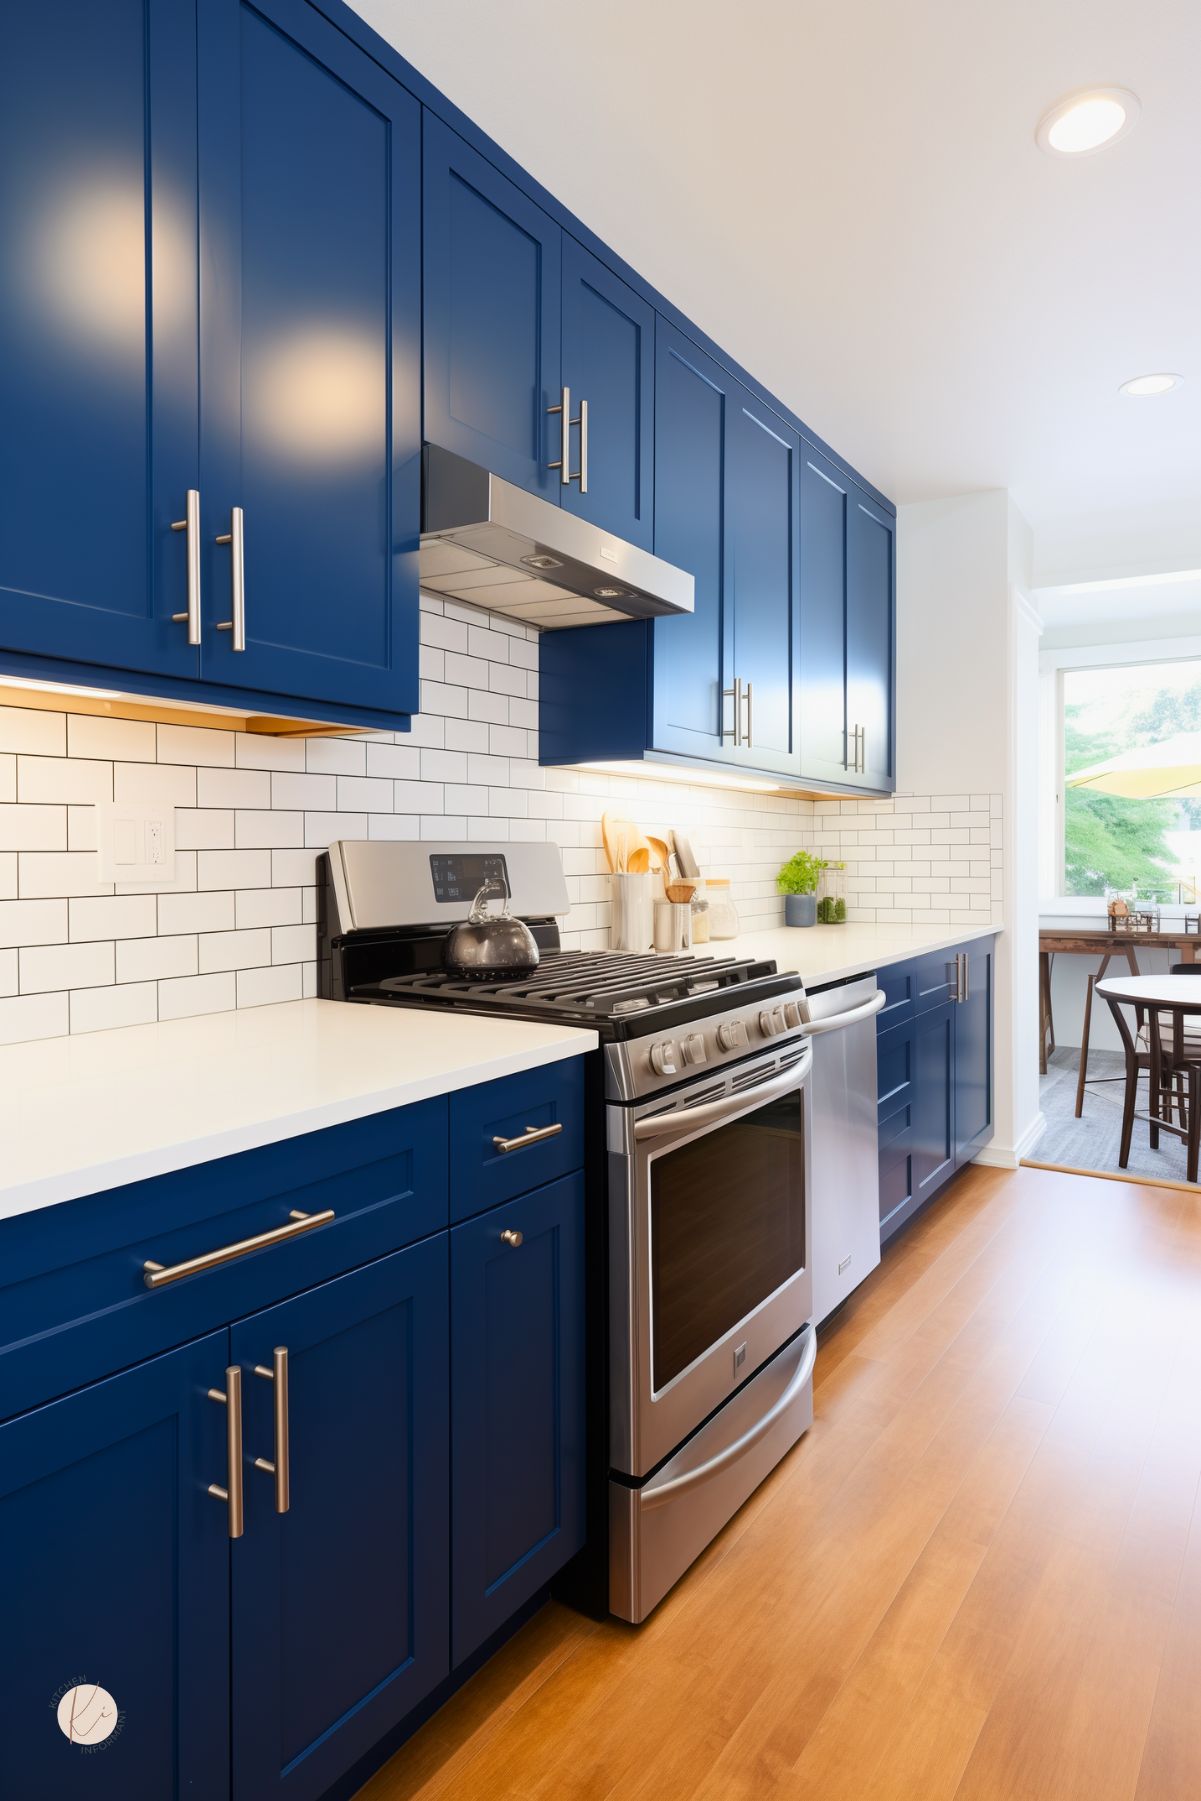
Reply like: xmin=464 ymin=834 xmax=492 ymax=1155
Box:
xmin=170 ymin=489 xmax=202 ymax=645
xmin=208 ymin=1365 xmax=244 ymax=1539
xmin=215 ymin=506 xmax=246 ymax=650
xmin=547 ymin=387 xmax=584 ymax=485
xmin=143 ymin=1207 xmax=335 ymax=1288
xmin=253 ymin=1346 xmax=290 ymax=1515
xmin=492 ymin=1122 xmax=563 ymax=1154
xmin=742 ymin=681 xmax=753 ymax=748
xmin=859 ymin=725 xmax=867 ymax=774
xmin=723 ymin=678 xmax=742 ymax=746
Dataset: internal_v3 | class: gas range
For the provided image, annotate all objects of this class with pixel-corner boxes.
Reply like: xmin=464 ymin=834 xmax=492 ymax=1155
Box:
xmin=318 ymin=839 xmax=808 ymax=1100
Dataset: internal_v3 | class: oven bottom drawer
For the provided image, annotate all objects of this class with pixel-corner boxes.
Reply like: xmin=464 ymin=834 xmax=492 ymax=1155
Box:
xmin=609 ymin=1325 xmax=816 ymax=1623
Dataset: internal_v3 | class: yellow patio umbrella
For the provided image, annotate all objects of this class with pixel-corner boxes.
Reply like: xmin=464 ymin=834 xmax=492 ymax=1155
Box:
xmin=1066 ymin=731 xmax=1201 ymax=799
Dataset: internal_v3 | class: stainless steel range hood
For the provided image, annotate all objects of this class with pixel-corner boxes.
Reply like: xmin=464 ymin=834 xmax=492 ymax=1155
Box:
xmin=419 ymin=444 xmax=694 ymax=629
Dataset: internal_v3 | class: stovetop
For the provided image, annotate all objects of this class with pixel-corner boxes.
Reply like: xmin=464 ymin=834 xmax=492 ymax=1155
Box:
xmin=350 ymin=947 xmax=798 ymax=1040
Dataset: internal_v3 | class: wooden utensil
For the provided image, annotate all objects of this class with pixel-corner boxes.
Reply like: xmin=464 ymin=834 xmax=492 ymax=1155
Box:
xmin=647 ymin=835 xmax=671 ymax=872
xmin=602 ymin=811 xmax=630 ymax=874
xmin=665 ymin=881 xmax=696 ymax=905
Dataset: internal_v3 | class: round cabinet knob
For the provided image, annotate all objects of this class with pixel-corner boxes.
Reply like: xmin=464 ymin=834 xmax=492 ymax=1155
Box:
xmin=649 ymin=1040 xmax=679 ymax=1076
xmin=759 ymin=1010 xmax=779 ymax=1038
xmin=716 ymin=1019 xmax=747 ymax=1052
xmin=681 ymin=1031 xmax=707 ymax=1066
xmin=500 ymin=1228 xmax=523 ymax=1248
xmin=783 ymin=1000 xmax=803 ymax=1029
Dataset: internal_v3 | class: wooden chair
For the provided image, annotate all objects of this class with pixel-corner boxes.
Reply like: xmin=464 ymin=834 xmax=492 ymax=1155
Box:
xmin=1104 ymin=991 xmax=1201 ymax=1183
xmin=1073 ymin=944 xmax=1140 ymax=1117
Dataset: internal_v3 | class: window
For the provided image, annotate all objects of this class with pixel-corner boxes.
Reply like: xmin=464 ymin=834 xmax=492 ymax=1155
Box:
xmin=1058 ymin=657 xmax=1201 ymax=901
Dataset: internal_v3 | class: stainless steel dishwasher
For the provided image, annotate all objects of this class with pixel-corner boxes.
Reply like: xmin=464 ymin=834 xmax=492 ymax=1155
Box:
xmin=802 ymin=972 xmax=886 ymax=1323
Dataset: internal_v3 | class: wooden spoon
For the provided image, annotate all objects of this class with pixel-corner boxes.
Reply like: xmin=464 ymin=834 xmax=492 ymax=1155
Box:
xmin=601 ymin=811 xmax=629 ymax=874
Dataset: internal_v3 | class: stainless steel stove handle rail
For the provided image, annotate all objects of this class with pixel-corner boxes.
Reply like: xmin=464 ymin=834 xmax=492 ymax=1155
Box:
xmin=633 ymin=1057 xmax=806 ymax=1139
xmin=799 ymin=989 xmax=886 ymax=1036
xmin=641 ymin=1326 xmax=817 ymax=1509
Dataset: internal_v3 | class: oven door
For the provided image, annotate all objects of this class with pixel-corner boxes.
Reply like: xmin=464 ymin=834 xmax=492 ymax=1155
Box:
xmin=608 ymin=1042 xmax=812 ymax=1479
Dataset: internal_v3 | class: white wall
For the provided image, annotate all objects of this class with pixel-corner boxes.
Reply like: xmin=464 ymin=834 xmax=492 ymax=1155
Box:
xmin=896 ymin=491 xmax=1042 ymax=1166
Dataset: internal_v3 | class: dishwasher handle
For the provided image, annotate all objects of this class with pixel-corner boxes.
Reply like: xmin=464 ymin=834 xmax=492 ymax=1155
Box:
xmin=800 ymin=989 xmax=886 ymax=1036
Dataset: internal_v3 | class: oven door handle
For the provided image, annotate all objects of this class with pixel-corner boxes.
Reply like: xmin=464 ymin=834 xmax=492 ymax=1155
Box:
xmin=632 ymin=1058 xmax=807 ymax=1139
xmin=799 ymin=989 xmax=886 ymax=1036
xmin=641 ymin=1327 xmax=818 ymax=1509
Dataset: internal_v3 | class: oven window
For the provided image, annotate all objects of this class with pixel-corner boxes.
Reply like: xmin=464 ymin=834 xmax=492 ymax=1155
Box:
xmin=650 ymin=1085 xmax=806 ymax=1390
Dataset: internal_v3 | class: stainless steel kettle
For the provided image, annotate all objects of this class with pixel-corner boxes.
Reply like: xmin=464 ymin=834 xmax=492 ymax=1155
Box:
xmin=442 ymin=878 xmax=540 ymax=981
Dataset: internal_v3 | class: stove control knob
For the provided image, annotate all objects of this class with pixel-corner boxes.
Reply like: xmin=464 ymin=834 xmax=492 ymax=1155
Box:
xmin=649 ymin=1039 xmax=678 ymax=1077
xmin=783 ymin=1000 xmax=803 ymax=1030
xmin=681 ymin=1031 xmax=707 ymax=1066
xmin=759 ymin=1009 xmax=779 ymax=1038
xmin=716 ymin=1019 xmax=747 ymax=1052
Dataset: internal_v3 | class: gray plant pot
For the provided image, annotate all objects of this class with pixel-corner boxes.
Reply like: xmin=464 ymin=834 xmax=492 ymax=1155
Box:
xmin=785 ymin=893 xmax=816 ymax=927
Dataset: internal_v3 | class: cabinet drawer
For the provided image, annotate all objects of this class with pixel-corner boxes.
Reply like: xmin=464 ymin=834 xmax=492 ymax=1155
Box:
xmin=0 ymin=1097 xmax=448 ymax=1423
xmin=914 ymin=948 xmax=959 ymax=1013
xmin=876 ymin=961 xmax=916 ymax=1029
xmin=449 ymin=1060 xmax=586 ymax=1221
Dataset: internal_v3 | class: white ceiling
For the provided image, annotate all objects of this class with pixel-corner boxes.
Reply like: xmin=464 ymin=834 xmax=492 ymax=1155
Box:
xmin=353 ymin=0 xmax=1201 ymax=559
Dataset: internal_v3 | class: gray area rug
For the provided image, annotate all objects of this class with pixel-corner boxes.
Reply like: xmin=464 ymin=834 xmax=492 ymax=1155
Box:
xmin=1037 ymin=1047 xmax=1196 ymax=1185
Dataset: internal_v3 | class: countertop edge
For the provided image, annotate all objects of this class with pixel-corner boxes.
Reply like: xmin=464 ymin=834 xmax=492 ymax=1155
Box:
xmin=798 ymin=923 xmax=1002 ymax=987
xmin=0 ymin=1028 xmax=597 ymax=1224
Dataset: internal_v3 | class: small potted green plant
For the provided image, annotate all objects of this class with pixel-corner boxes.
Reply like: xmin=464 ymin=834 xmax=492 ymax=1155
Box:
xmin=776 ymin=850 xmax=825 ymax=927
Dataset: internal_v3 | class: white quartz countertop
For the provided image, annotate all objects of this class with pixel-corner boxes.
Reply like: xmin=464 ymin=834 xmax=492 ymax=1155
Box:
xmin=0 ymin=999 xmax=597 ymax=1222
xmin=696 ymin=919 xmax=1001 ymax=988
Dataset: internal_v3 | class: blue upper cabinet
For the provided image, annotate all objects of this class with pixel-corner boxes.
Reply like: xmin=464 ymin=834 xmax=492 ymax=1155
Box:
xmin=846 ymin=491 xmax=896 ymax=790
xmin=648 ymin=324 xmax=734 ymax=761
xmin=0 ymin=1333 xmax=231 ymax=1801
xmin=725 ymin=392 xmax=801 ymax=776
xmin=560 ymin=240 xmax=655 ymax=548
xmin=799 ymin=447 xmax=852 ymax=784
xmin=423 ymin=115 xmax=562 ymax=498
xmin=799 ymin=446 xmax=896 ymax=792
xmin=198 ymin=0 xmax=421 ymax=715
xmin=0 ymin=0 xmax=200 ymax=683
xmin=230 ymin=1237 xmax=450 ymax=1801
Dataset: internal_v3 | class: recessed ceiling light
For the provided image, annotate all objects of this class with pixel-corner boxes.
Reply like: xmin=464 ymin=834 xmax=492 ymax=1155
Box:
xmin=1036 ymin=87 xmax=1139 ymax=155
xmin=1119 ymin=372 xmax=1183 ymax=397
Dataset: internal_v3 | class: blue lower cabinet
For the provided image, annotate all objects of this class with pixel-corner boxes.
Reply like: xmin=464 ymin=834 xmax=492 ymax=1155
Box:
xmin=230 ymin=1236 xmax=450 ymax=1801
xmin=0 ymin=1332 xmax=230 ymax=1801
xmin=875 ymin=937 xmax=995 ymax=1242
xmin=450 ymin=1175 xmax=585 ymax=1665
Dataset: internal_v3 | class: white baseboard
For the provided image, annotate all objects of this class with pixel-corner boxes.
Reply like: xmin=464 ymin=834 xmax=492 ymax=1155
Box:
xmin=973 ymin=1111 xmax=1047 ymax=1170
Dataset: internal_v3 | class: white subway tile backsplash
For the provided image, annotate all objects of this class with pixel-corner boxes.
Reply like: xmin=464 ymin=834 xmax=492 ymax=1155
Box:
xmin=158 ymin=890 xmax=236 ymax=936
xmin=198 ymin=928 xmax=272 ymax=974
xmin=70 ymin=982 xmax=157 ymax=1035
xmin=0 ymin=708 xmax=66 ymax=756
xmin=117 ymin=934 xmax=198 ymax=983
xmin=0 ymin=804 xmax=66 ymax=851
xmin=20 ymin=939 xmax=113 ymax=994
xmin=158 ymin=971 xmax=237 ymax=1021
xmin=0 ymin=990 xmax=69 ymax=1044
xmin=197 ymin=849 xmax=272 ymax=891
xmin=67 ymin=714 xmax=155 ymax=763
xmin=0 ymin=588 xmax=1003 ymax=1045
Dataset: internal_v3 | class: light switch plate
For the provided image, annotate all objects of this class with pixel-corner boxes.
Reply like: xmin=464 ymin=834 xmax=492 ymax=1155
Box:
xmin=95 ymin=801 xmax=177 ymax=884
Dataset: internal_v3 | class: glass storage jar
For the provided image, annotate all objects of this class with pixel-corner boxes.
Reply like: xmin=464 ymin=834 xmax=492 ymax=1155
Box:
xmin=706 ymin=877 xmax=740 ymax=940
xmin=816 ymin=861 xmax=847 ymax=924
xmin=689 ymin=876 xmax=711 ymax=944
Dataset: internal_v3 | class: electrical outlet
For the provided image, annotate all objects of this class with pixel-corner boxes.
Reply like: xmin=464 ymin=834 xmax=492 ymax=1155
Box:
xmin=96 ymin=802 xmax=177 ymax=884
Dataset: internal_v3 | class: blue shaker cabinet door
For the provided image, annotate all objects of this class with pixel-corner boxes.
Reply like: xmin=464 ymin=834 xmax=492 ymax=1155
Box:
xmin=912 ymin=998 xmax=957 ymax=1205
xmin=0 ymin=0 xmax=200 ymax=680
xmin=230 ymin=1236 xmax=450 ymax=1801
xmin=0 ymin=1333 xmax=230 ymax=1801
xmin=198 ymin=0 xmax=421 ymax=714
xmin=561 ymin=239 xmax=655 ymax=549
xmin=451 ymin=1175 xmax=586 ymax=1665
xmin=423 ymin=115 xmax=562 ymax=498
xmin=650 ymin=323 xmax=734 ymax=761
xmin=726 ymin=389 xmax=801 ymax=775
xmin=846 ymin=490 xmax=896 ymax=790
xmin=799 ymin=447 xmax=852 ymax=786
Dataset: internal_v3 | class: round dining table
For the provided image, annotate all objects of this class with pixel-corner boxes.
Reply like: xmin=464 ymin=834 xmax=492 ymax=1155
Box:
xmin=1095 ymin=973 xmax=1201 ymax=1183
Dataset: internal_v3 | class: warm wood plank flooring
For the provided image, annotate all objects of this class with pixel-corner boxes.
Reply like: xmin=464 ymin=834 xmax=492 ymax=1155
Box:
xmin=356 ymin=1165 xmax=1201 ymax=1801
